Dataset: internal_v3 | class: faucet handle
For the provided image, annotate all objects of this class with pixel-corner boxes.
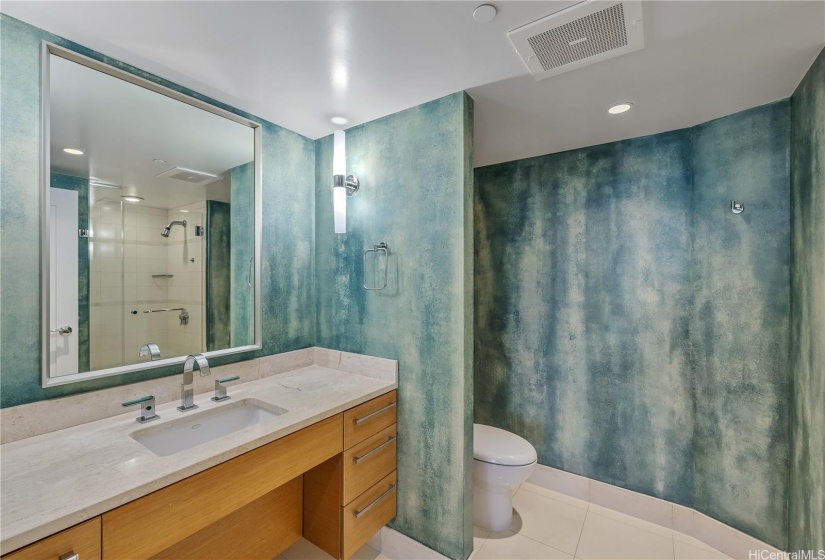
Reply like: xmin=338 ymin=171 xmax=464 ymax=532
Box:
xmin=211 ymin=376 xmax=240 ymax=402
xmin=122 ymin=395 xmax=160 ymax=424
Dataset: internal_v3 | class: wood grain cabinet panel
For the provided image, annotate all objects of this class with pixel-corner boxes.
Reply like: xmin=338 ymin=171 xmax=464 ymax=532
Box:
xmin=343 ymin=391 xmax=397 ymax=449
xmin=151 ymin=476 xmax=303 ymax=560
xmin=342 ymin=424 xmax=397 ymax=505
xmin=342 ymin=471 xmax=397 ymax=560
xmin=303 ymin=455 xmax=343 ymax=559
xmin=1 ymin=517 xmax=100 ymax=560
xmin=103 ymin=414 xmax=343 ymax=560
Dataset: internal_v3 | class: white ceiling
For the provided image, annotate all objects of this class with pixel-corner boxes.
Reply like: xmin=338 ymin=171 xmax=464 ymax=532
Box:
xmin=3 ymin=1 xmax=824 ymax=168
xmin=50 ymin=54 xmax=250 ymax=208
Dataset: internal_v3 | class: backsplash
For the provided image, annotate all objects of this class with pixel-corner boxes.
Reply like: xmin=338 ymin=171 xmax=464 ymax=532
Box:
xmin=474 ymin=100 xmax=791 ymax=548
xmin=0 ymin=347 xmax=396 ymax=444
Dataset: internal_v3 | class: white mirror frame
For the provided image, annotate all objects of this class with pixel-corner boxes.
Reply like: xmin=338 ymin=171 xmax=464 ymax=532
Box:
xmin=40 ymin=42 xmax=263 ymax=388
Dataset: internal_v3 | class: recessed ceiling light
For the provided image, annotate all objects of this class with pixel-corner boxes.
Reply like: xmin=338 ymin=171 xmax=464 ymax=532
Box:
xmin=63 ymin=148 xmax=84 ymax=155
xmin=153 ymin=159 xmax=167 ymax=165
xmin=473 ymin=4 xmax=497 ymax=23
xmin=608 ymin=103 xmax=633 ymax=114
xmin=120 ymin=196 xmax=144 ymax=203
xmin=179 ymin=209 xmax=190 ymax=213
xmin=331 ymin=116 xmax=349 ymax=125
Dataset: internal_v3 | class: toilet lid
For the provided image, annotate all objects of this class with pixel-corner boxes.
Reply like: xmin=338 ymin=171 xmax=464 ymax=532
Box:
xmin=473 ymin=424 xmax=537 ymax=466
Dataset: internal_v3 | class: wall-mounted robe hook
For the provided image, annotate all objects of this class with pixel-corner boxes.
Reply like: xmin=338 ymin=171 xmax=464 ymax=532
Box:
xmin=731 ymin=201 xmax=744 ymax=214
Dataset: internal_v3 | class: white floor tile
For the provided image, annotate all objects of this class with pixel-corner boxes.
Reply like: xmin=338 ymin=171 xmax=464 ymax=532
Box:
xmin=520 ymin=482 xmax=591 ymax=510
xmin=475 ymin=531 xmax=573 ymax=559
xmin=281 ymin=538 xmax=335 ymax=560
xmin=674 ymin=541 xmax=731 ymax=560
xmin=588 ymin=504 xmax=673 ymax=538
xmin=673 ymin=533 xmax=723 ymax=554
xmin=475 ymin=526 xmax=491 ymax=548
xmin=511 ymin=488 xmax=588 ymax=554
xmin=576 ymin=512 xmax=675 ymax=560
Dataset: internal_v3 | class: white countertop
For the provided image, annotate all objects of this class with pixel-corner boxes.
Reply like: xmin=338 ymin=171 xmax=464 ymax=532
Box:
xmin=0 ymin=366 xmax=396 ymax=554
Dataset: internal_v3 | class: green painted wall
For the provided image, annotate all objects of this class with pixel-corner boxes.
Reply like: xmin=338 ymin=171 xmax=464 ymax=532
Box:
xmin=230 ymin=161 xmax=256 ymax=347
xmin=206 ymin=200 xmax=231 ymax=351
xmin=0 ymin=14 xmax=316 ymax=408
xmin=315 ymin=93 xmax=474 ymax=560
xmin=692 ymin=101 xmax=791 ymax=550
xmin=789 ymin=46 xmax=825 ymax=554
xmin=475 ymin=101 xmax=792 ymax=548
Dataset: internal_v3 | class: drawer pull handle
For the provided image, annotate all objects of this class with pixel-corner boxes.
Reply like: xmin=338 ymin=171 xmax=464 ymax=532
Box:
xmin=354 ymin=402 xmax=396 ymax=425
xmin=354 ymin=436 xmax=397 ymax=463
xmin=354 ymin=484 xmax=397 ymax=519
xmin=59 ymin=552 xmax=79 ymax=560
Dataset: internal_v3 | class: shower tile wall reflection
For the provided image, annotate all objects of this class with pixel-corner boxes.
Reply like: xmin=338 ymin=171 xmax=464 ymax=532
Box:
xmin=89 ymin=199 xmax=125 ymax=370
xmin=89 ymin=200 xmax=205 ymax=370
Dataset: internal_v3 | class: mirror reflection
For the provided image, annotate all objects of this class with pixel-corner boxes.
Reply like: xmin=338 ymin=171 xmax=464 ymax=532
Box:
xmin=47 ymin=52 xmax=257 ymax=379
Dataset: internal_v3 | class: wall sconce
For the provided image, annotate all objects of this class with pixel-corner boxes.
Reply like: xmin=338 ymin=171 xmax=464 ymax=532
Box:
xmin=333 ymin=130 xmax=359 ymax=233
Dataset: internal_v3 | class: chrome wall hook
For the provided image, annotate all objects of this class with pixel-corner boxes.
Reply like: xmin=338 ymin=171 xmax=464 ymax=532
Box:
xmin=731 ymin=201 xmax=744 ymax=214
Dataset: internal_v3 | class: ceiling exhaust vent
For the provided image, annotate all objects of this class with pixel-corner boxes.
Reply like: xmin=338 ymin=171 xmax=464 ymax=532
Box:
xmin=508 ymin=1 xmax=644 ymax=80
xmin=155 ymin=167 xmax=220 ymax=185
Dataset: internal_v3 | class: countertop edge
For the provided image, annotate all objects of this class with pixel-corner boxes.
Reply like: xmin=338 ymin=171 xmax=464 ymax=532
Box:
xmin=0 ymin=374 xmax=397 ymax=554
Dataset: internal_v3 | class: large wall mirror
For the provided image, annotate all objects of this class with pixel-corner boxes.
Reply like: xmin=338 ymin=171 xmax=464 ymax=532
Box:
xmin=42 ymin=43 xmax=262 ymax=387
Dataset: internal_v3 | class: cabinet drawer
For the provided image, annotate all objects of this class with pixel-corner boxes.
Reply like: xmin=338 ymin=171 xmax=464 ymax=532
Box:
xmin=342 ymin=424 xmax=397 ymax=505
xmin=342 ymin=471 xmax=397 ymax=560
xmin=343 ymin=391 xmax=397 ymax=449
xmin=2 ymin=517 xmax=100 ymax=560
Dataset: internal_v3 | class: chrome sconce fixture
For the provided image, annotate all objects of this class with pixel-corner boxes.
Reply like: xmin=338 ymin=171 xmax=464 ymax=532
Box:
xmin=333 ymin=130 xmax=359 ymax=233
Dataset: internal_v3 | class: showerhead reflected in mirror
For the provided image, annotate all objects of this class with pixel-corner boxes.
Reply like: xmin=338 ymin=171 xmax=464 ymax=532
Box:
xmin=43 ymin=45 xmax=261 ymax=386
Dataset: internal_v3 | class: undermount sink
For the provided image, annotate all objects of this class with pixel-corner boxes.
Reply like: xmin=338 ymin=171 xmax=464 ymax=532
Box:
xmin=131 ymin=399 xmax=287 ymax=456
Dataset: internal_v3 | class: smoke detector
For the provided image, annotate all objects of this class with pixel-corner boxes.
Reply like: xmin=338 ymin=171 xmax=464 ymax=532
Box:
xmin=508 ymin=1 xmax=645 ymax=80
xmin=155 ymin=166 xmax=220 ymax=185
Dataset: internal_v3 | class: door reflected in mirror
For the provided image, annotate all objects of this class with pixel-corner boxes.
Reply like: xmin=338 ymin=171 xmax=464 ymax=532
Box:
xmin=44 ymin=45 xmax=261 ymax=384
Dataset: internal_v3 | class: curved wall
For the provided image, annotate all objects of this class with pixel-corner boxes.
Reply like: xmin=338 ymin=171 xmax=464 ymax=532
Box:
xmin=474 ymin=100 xmax=792 ymax=548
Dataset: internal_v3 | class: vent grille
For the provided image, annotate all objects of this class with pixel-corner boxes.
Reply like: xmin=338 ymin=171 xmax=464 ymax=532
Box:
xmin=155 ymin=167 xmax=220 ymax=185
xmin=528 ymin=3 xmax=627 ymax=71
xmin=508 ymin=1 xmax=645 ymax=80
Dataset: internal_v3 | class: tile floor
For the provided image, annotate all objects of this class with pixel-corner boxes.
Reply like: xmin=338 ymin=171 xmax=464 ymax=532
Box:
xmin=278 ymin=538 xmax=388 ymax=560
xmin=471 ymin=483 xmax=732 ymax=560
xmin=277 ymin=482 xmax=732 ymax=560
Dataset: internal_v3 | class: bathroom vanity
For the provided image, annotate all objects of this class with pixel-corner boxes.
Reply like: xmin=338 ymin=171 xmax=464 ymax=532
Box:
xmin=0 ymin=366 xmax=398 ymax=560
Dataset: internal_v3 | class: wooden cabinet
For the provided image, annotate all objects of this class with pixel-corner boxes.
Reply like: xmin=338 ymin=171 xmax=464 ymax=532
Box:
xmin=1 ymin=517 xmax=100 ymax=560
xmin=103 ymin=414 xmax=342 ymax=560
xmin=342 ymin=471 xmax=397 ymax=560
xmin=344 ymin=391 xmax=397 ymax=448
xmin=3 ymin=390 xmax=396 ymax=560
xmin=305 ymin=391 xmax=398 ymax=560
xmin=342 ymin=424 xmax=397 ymax=505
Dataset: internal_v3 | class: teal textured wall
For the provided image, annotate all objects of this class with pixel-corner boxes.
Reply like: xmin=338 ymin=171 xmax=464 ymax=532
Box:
xmin=789 ymin=46 xmax=825 ymax=553
xmin=315 ymin=93 xmax=474 ymax=560
xmin=230 ymin=161 xmax=256 ymax=347
xmin=475 ymin=101 xmax=791 ymax=548
xmin=0 ymin=14 xmax=316 ymax=407
xmin=206 ymin=200 xmax=231 ymax=351
xmin=50 ymin=172 xmax=90 ymax=373
xmin=692 ymin=101 xmax=791 ymax=549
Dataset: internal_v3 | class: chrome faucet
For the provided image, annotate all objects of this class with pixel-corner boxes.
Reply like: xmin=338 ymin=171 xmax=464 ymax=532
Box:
xmin=178 ymin=354 xmax=210 ymax=412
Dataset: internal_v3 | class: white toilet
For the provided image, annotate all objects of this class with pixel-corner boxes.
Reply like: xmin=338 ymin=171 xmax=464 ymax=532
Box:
xmin=473 ymin=423 xmax=538 ymax=531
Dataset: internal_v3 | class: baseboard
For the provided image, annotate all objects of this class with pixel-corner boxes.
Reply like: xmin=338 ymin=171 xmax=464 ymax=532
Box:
xmin=527 ymin=464 xmax=785 ymax=560
xmin=369 ymin=527 xmax=448 ymax=560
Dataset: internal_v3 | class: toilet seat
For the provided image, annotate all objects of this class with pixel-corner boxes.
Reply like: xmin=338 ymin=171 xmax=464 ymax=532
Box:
xmin=473 ymin=424 xmax=537 ymax=467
